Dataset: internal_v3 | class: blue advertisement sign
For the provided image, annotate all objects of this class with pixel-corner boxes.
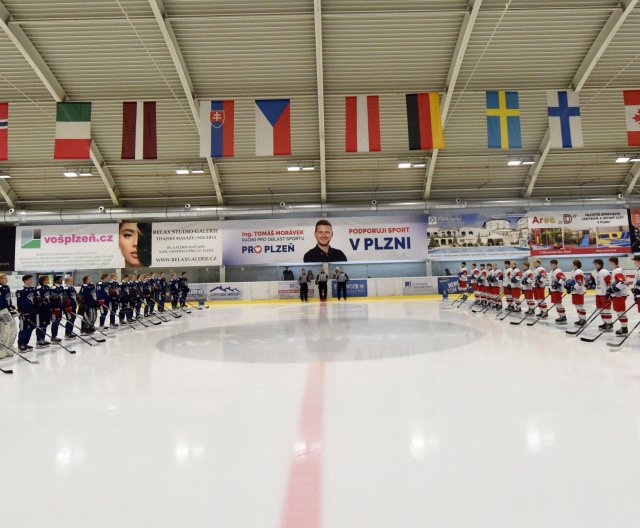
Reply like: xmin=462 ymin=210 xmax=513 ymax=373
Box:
xmin=437 ymin=276 xmax=460 ymax=294
xmin=331 ymin=279 xmax=368 ymax=298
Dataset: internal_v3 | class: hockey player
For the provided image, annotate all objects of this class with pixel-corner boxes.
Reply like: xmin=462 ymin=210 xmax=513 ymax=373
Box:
xmin=157 ymin=272 xmax=167 ymax=313
xmin=142 ymin=275 xmax=152 ymax=317
xmin=78 ymin=275 xmax=97 ymax=335
xmin=49 ymin=275 xmax=65 ymax=342
xmin=170 ymin=272 xmax=180 ymax=309
xmin=178 ymin=272 xmax=189 ymax=307
xmin=493 ymin=262 xmax=504 ymax=311
xmin=457 ymin=262 xmax=469 ymax=300
xmin=0 ymin=273 xmax=16 ymax=358
xmin=632 ymin=256 xmax=640 ymax=328
xmin=566 ymin=259 xmax=587 ymax=326
xmin=478 ymin=264 xmax=488 ymax=306
xmin=63 ymin=276 xmax=78 ymax=339
xmin=133 ymin=274 xmax=144 ymax=319
xmin=107 ymin=273 xmax=120 ymax=328
xmin=119 ymin=275 xmax=133 ymax=324
xmin=16 ymin=274 xmax=37 ymax=351
xmin=470 ymin=263 xmax=480 ymax=305
xmin=96 ymin=273 xmax=110 ymax=330
xmin=147 ymin=272 xmax=157 ymax=315
xmin=503 ymin=260 xmax=513 ymax=311
xmin=533 ymin=259 xmax=549 ymax=318
xmin=521 ymin=262 xmax=536 ymax=315
xmin=607 ymin=256 xmax=629 ymax=336
xmin=592 ymin=259 xmax=613 ymax=332
xmin=509 ymin=261 xmax=523 ymax=312
xmin=35 ymin=275 xmax=52 ymax=346
xmin=549 ymin=259 xmax=567 ymax=324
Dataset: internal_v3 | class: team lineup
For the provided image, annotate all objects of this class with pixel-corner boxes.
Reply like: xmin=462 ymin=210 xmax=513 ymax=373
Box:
xmin=453 ymin=255 xmax=640 ymax=346
xmin=0 ymin=272 xmax=195 ymax=367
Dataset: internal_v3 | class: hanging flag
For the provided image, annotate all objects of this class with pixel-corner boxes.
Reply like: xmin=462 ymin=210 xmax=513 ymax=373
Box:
xmin=405 ymin=93 xmax=444 ymax=150
xmin=199 ymin=100 xmax=234 ymax=158
xmin=54 ymin=102 xmax=92 ymax=159
xmin=122 ymin=101 xmax=157 ymax=160
xmin=345 ymin=95 xmax=381 ymax=152
xmin=486 ymin=91 xmax=521 ymax=149
xmin=255 ymin=99 xmax=291 ymax=156
xmin=0 ymin=103 xmax=7 ymax=161
xmin=547 ymin=90 xmax=583 ymax=148
xmin=623 ymin=90 xmax=640 ymax=147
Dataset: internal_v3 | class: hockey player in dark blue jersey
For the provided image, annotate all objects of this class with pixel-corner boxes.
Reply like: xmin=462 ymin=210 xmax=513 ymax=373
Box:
xmin=178 ymin=272 xmax=189 ymax=307
xmin=107 ymin=273 xmax=120 ymax=328
xmin=63 ymin=276 xmax=78 ymax=339
xmin=0 ymin=273 xmax=16 ymax=358
xmin=170 ymin=272 xmax=180 ymax=309
xmin=96 ymin=273 xmax=110 ymax=330
xmin=16 ymin=274 xmax=37 ymax=351
xmin=157 ymin=272 xmax=167 ymax=313
xmin=78 ymin=275 xmax=97 ymax=334
xmin=49 ymin=275 xmax=65 ymax=343
xmin=118 ymin=275 xmax=134 ymax=324
xmin=35 ymin=275 xmax=53 ymax=346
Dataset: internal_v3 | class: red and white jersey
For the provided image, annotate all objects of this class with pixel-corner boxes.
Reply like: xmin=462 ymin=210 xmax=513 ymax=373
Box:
xmin=593 ymin=268 xmax=611 ymax=296
xmin=571 ymin=268 xmax=586 ymax=295
xmin=470 ymin=267 xmax=479 ymax=285
xmin=610 ymin=266 xmax=629 ymax=297
xmin=458 ymin=266 xmax=468 ymax=282
xmin=494 ymin=268 xmax=503 ymax=287
xmin=510 ymin=267 xmax=523 ymax=287
xmin=521 ymin=268 xmax=534 ymax=290
xmin=480 ymin=269 xmax=489 ymax=286
xmin=550 ymin=268 xmax=566 ymax=292
xmin=534 ymin=266 xmax=549 ymax=287
xmin=504 ymin=267 xmax=512 ymax=285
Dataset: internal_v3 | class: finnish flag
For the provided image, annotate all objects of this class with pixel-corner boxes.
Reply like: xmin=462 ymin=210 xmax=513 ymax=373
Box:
xmin=547 ymin=90 xmax=583 ymax=148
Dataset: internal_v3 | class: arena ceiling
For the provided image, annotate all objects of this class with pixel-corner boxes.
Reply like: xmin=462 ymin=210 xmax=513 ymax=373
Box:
xmin=0 ymin=0 xmax=639 ymax=210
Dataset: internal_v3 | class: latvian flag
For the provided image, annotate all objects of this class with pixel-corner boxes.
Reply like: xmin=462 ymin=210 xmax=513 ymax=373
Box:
xmin=199 ymin=100 xmax=234 ymax=158
xmin=122 ymin=101 xmax=157 ymax=159
xmin=345 ymin=95 xmax=381 ymax=152
xmin=406 ymin=93 xmax=445 ymax=150
xmin=0 ymin=103 xmax=7 ymax=161
xmin=54 ymin=102 xmax=91 ymax=159
xmin=255 ymin=99 xmax=291 ymax=156
xmin=623 ymin=90 xmax=640 ymax=147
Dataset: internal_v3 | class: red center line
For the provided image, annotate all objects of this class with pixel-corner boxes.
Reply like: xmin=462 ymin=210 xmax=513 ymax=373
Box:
xmin=280 ymin=362 xmax=325 ymax=528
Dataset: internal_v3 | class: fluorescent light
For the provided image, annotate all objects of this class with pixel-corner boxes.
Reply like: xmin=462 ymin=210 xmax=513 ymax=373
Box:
xmin=616 ymin=157 xmax=631 ymax=163
xmin=398 ymin=162 xmax=412 ymax=169
xmin=302 ymin=166 xmax=315 ymax=171
xmin=190 ymin=169 xmax=205 ymax=174
xmin=412 ymin=163 xmax=426 ymax=168
xmin=507 ymin=160 xmax=522 ymax=166
xmin=287 ymin=165 xmax=301 ymax=172
xmin=79 ymin=170 xmax=93 ymax=176
xmin=63 ymin=171 xmax=78 ymax=177
xmin=0 ymin=174 xmax=10 ymax=179
xmin=630 ymin=158 xmax=640 ymax=162
xmin=522 ymin=161 xmax=535 ymax=166
xmin=175 ymin=169 xmax=190 ymax=174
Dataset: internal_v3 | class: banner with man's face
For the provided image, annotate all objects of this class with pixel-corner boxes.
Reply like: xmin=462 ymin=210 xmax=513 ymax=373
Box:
xmin=221 ymin=216 xmax=429 ymax=265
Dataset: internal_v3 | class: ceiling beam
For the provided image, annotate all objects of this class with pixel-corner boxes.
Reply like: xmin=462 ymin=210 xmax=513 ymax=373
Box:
xmin=622 ymin=162 xmax=640 ymax=197
xmin=313 ymin=0 xmax=327 ymax=203
xmin=0 ymin=1 xmax=121 ymax=206
xmin=522 ymin=0 xmax=638 ymax=198
xmin=148 ymin=0 xmax=224 ymax=205
xmin=0 ymin=179 xmax=16 ymax=208
xmin=423 ymin=0 xmax=482 ymax=200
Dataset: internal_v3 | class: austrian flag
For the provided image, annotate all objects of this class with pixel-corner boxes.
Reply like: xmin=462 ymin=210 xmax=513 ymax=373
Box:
xmin=345 ymin=95 xmax=381 ymax=152
xmin=54 ymin=102 xmax=92 ymax=159
xmin=623 ymin=90 xmax=640 ymax=147
xmin=122 ymin=101 xmax=157 ymax=160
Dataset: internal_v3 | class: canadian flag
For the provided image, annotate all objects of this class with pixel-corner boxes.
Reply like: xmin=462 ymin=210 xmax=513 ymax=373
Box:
xmin=623 ymin=90 xmax=640 ymax=147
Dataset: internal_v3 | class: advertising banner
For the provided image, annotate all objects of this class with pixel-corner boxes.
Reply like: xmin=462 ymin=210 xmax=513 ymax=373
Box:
xmin=437 ymin=276 xmax=460 ymax=294
xmin=427 ymin=212 xmax=530 ymax=260
xmin=151 ymin=221 xmax=221 ymax=267
xmin=185 ymin=283 xmax=208 ymax=303
xmin=222 ymin=216 xmax=428 ymax=265
xmin=628 ymin=208 xmax=640 ymax=253
xmin=207 ymin=283 xmax=245 ymax=301
xmin=402 ymin=277 xmax=440 ymax=295
xmin=15 ymin=224 xmax=123 ymax=270
xmin=528 ymin=209 xmax=631 ymax=256
xmin=331 ymin=279 xmax=368 ymax=298
xmin=276 ymin=281 xmax=317 ymax=300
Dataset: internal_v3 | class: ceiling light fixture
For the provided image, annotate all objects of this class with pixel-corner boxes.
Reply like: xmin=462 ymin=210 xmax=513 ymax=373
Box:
xmin=507 ymin=160 xmax=522 ymax=166
xmin=63 ymin=170 xmax=78 ymax=177
xmin=398 ymin=161 xmax=412 ymax=169
xmin=616 ymin=156 xmax=631 ymax=163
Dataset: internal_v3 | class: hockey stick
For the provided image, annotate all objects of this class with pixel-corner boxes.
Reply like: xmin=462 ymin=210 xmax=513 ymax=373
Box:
xmin=565 ymin=307 xmax=602 ymax=336
xmin=526 ymin=293 xmax=568 ymax=327
xmin=25 ymin=318 xmax=76 ymax=354
xmin=580 ymin=302 xmax=636 ymax=343
xmin=139 ymin=299 xmax=165 ymax=324
xmin=0 ymin=342 xmax=39 ymax=364
xmin=607 ymin=313 xmax=640 ymax=349
xmin=0 ymin=364 xmax=12 ymax=374
xmin=185 ymin=298 xmax=207 ymax=310
xmin=511 ymin=293 xmax=551 ymax=325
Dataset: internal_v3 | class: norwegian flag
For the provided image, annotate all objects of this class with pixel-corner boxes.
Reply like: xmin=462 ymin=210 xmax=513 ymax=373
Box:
xmin=624 ymin=90 xmax=640 ymax=147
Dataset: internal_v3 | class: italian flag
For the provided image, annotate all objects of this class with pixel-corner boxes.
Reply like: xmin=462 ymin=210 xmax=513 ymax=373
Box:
xmin=54 ymin=102 xmax=92 ymax=159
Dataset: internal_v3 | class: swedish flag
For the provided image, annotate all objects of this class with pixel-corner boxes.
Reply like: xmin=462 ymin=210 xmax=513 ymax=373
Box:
xmin=486 ymin=91 xmax=522 ymax=149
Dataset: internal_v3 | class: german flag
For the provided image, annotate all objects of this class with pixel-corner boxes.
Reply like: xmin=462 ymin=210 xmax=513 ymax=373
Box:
xmin=406 ymin=93 xmax=444 ymax=150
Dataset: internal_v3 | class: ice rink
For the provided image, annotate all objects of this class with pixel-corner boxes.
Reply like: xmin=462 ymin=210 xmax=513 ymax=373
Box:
xmin=2 ymin=298 xmax=640 ymax=528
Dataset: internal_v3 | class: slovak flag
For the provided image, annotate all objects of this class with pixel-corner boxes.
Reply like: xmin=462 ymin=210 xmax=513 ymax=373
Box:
xmin=0 ymin=103 xmax=7 ymax=161
xmin=199 ymin=100 xmax=234 ymax=158
xmin=623 ymin=90 xmax=640 ymax=147
xmin=255 ymin=99 xmax=291 ymax=156
xmin=345 ymin=95 xmax=381 ymax=152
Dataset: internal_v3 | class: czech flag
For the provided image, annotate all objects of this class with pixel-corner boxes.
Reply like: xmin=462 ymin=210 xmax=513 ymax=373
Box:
xmin=255 ymin=99 xmax=291 ymax=156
